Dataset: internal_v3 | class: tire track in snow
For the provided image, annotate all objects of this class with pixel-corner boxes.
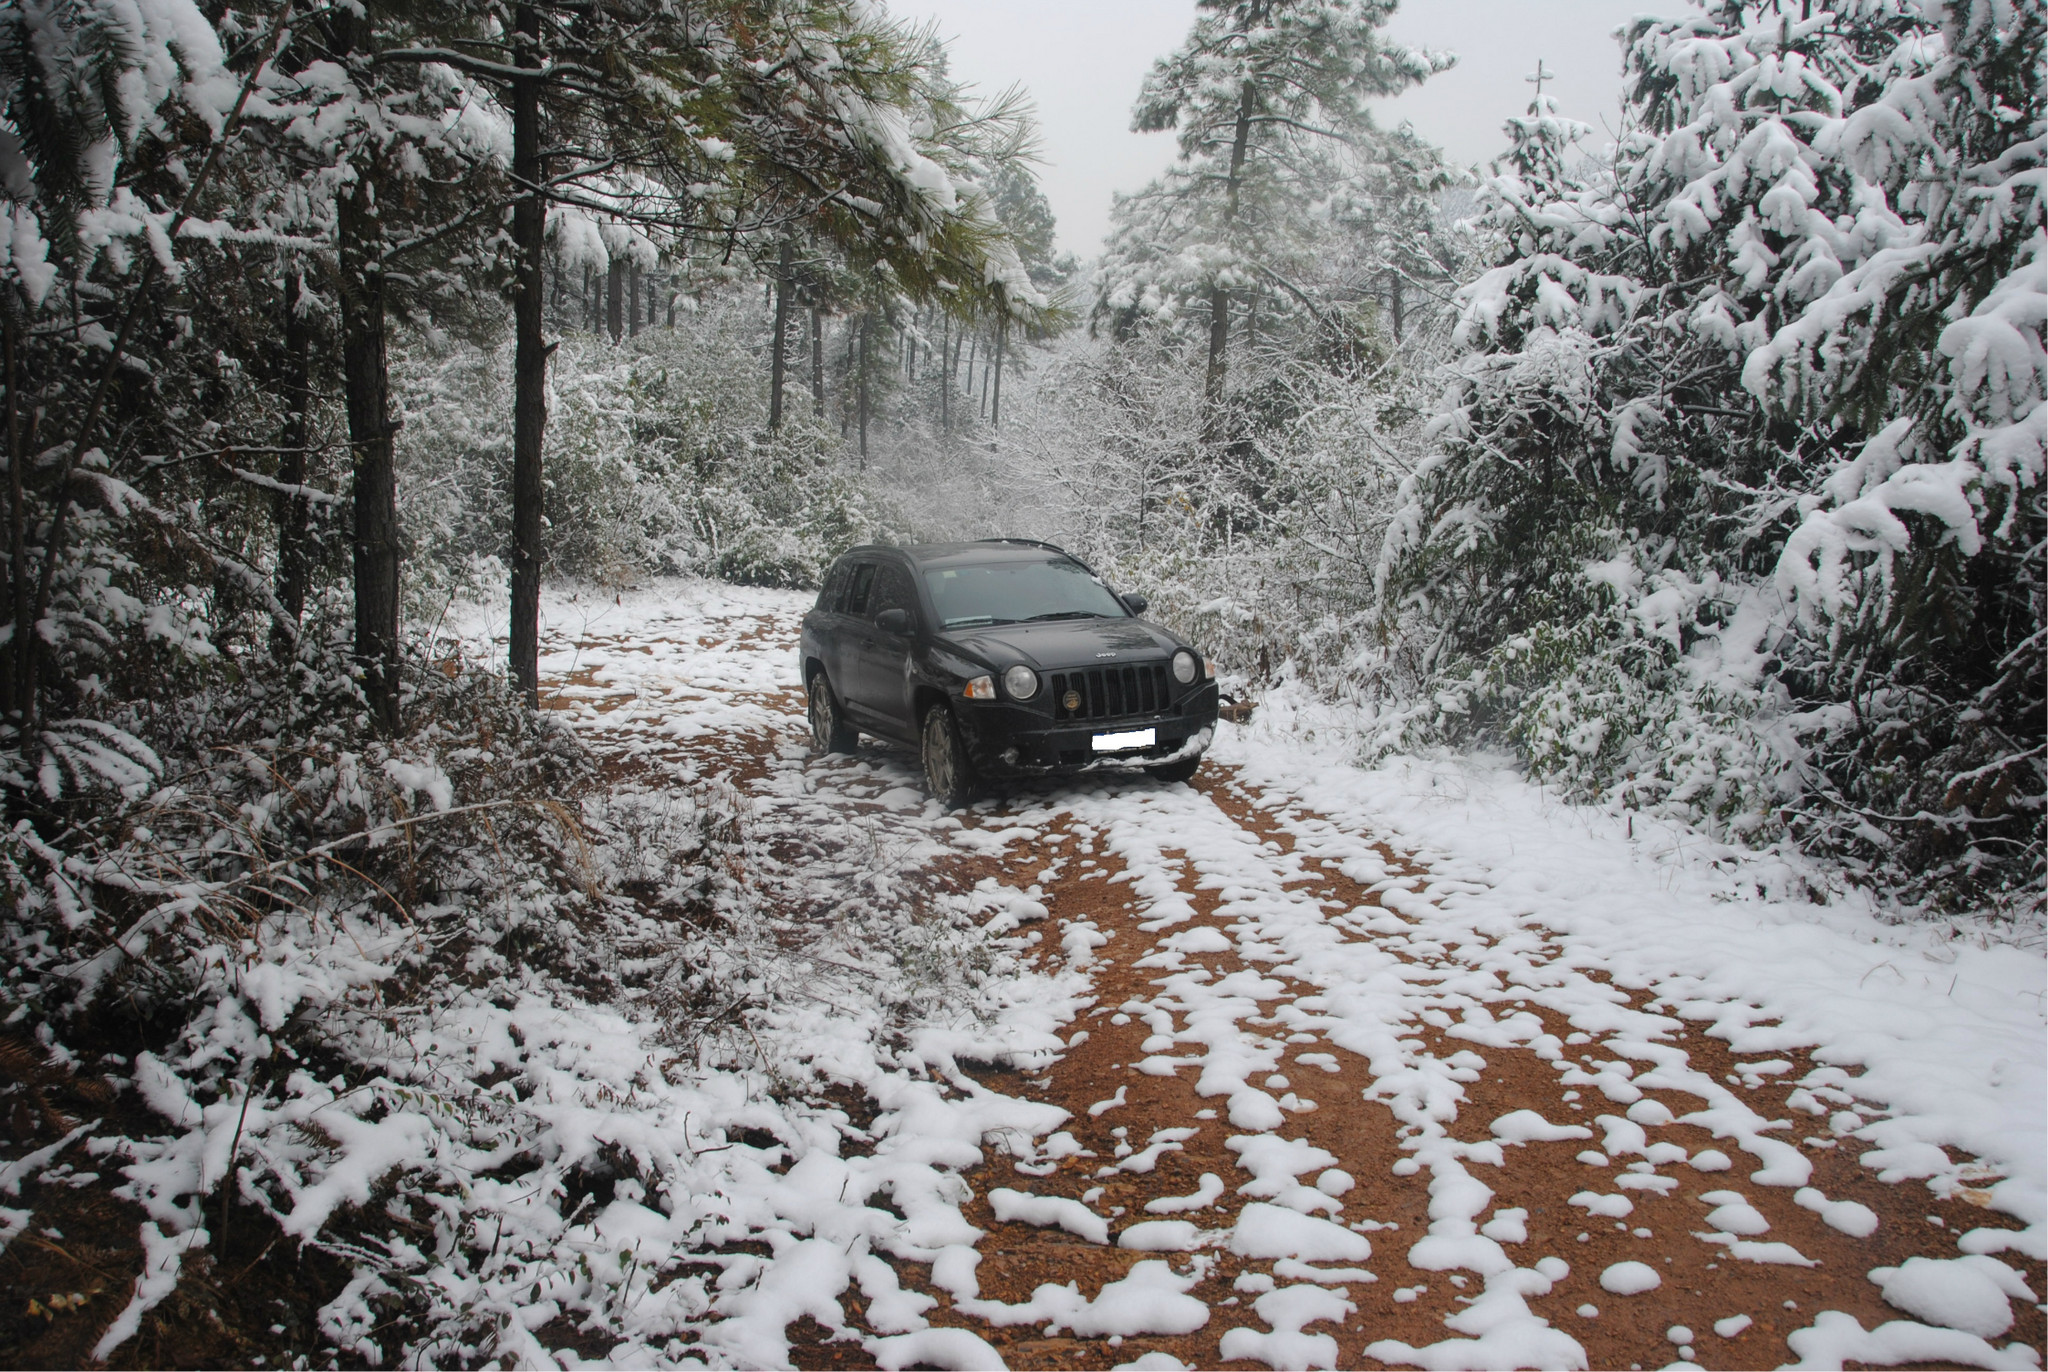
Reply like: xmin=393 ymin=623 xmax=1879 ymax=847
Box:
xmin=891 ymin=765 xmax=2040 ymax=1369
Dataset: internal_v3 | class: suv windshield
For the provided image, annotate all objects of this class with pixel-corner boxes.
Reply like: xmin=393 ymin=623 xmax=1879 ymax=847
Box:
xmin=926 ymin=559 xmax=1130 ymax=629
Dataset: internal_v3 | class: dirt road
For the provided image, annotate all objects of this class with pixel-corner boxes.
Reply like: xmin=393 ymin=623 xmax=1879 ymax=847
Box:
xmin=528 ymin=582 xmax=2044 ymax=1372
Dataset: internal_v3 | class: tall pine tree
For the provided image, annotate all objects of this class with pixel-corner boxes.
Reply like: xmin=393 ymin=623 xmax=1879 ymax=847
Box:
xmin=1097 ymin=0 xmax=1451 ymax=423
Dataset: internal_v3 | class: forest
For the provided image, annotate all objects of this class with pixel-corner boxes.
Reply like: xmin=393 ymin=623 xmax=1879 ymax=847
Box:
xmin=0 ymin=0 xmax=2040 ymax=1366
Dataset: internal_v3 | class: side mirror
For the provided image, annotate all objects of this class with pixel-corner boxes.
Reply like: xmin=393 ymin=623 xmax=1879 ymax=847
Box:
xmin=874 ymin=607 xmax=912 ymax=635
xmin=1122 ymin=591 xmax=1150 ymax=616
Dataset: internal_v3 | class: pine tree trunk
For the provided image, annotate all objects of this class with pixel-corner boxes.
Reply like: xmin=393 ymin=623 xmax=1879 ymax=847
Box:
xmin=629 ymin=262 xmax=641 ymax=337
xmin=768 ymin=240 xmax=792 ymax=431
xmin=991 ymin=315 xmax=1006 ymax=432
xmin=271 ymin=274 xmax=313 ymax=659
xmin=940 ymin=314 xmax=950 ymax=433
xmin=1205 ymin=80 xmax=1256 ymax=426
xmin=1205 ymin=286 xmax=1230 ymax=408
xmin=810 ymin=307 xmax=824 ymax=417
xmin=841 ymin=324 xmax=855 ymax=438
xmin=3 ymin=313 xmax=24 ymax=728
xmin=508 ymin=2 xmax=548 ymax=708
xmin=339 ymin=173 xmax=401 ymax=732
xmin=606 ymin=258 xmax=624 ymax=342
xmin=857 ymin=312 xmax=871 ymax=469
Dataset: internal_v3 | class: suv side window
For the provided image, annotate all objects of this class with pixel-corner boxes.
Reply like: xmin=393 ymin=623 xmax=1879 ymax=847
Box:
xmin=843 ymin=562 xmax=878 ymax=618
xmin=870 ymin=563 xmax=917 ymax=627
xmin=818 ymin=560 xmax=850 ymax=614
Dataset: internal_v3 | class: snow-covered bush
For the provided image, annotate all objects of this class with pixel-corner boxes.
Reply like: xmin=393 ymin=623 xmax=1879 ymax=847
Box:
xmin=397 ymin=298 xmax=909 ymax=595
xmin=975 ymin=274 xmax=1459 ymax=705
xmin=1380 ymin=0 xmax=2044 ymax=915
xmin=0 ymin=613 xmax=796 ymax=1358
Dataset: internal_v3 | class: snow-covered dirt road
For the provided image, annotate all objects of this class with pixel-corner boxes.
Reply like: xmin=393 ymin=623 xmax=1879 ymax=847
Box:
xmin=485 ymin=579 xmax=2044 ymax=1371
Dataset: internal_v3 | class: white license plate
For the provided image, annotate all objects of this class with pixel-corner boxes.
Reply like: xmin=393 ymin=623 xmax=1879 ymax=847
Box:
xmin=1093 ymin=727 xmax=1156 ymax=753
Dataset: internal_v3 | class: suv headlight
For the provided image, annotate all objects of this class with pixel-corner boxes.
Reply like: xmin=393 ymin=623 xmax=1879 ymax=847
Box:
xmin=1003 ymin=664 xmax=1039 ymax=700
xmin=1172 ymin=650 xmax=1199 ymax=684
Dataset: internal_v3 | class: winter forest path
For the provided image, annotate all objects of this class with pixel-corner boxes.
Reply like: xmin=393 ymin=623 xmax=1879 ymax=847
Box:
xmin=515 ymin=581 xmax=2044 ymax=1372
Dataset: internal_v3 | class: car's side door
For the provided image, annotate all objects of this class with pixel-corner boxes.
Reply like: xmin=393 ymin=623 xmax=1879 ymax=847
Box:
xmin=807 ymin=558 xmax=851 ymax=678
xmin=821 ymin=559 xmax=875 ymax=709
xmin=846 ymin=558 xmax=920 ymax=739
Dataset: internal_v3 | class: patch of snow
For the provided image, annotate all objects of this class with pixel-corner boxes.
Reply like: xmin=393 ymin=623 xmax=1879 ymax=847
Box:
xmin=1869 ymin=1255 xmax=2036 ymax=1339
xmin=988 ymin=1188 xmax=1109 ymax=1245
xmin=868 ymin=1327 xmax=1010 ymax=1370
xmin=1228 ymin=1203 xmax=1372 ymax=1261
xmin=1783 ymin=1310 xmax=2041 ymax=1371
xmin=1145 ymin=1172 xmax=1225 ymax=1214
xmin=1700 ymin=1190 xmax=1772 ymax=1236
xmin=1600 ymin=1261 xmax=1662 ymax=1294
xmin=1118 ymin=1220 xmax=1204 ymax=1252
xmin=1492 ymin=1109 xmax=1594 ymax=1144
xmin=1219 ymin=1285 xmax=1352 ymax=1370
xmin=1696 ymin=1233 xmax=1820 ymax=1267
xmin=1795 ymin=1186 xmax=1879 ymax=1238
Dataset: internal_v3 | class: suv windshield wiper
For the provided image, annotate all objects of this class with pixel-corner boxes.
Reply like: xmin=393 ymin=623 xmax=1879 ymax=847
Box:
xmin=942 ymin=615 xmax=1018 ymax=628
xmin=1023 ymin=610 xmax=1104 ymax=622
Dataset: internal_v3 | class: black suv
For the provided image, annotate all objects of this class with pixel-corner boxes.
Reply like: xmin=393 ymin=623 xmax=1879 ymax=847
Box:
xmin=799 ymin=540 xmax=1218 ymax=806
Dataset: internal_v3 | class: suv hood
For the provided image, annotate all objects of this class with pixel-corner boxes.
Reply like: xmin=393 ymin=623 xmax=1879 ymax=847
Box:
xmin=940 ymin=617 xmax=1183 ymax=669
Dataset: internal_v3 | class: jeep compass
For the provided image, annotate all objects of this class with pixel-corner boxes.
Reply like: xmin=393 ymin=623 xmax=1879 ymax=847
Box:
xmin=798 ymin=540 xmax=1219 ymax=807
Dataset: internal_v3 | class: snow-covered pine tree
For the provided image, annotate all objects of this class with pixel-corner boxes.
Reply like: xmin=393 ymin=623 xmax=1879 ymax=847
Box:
xmin=1381 ymin=0 xmax=2043 ymax=914
xmin=1096 ymin=0 xmax=1452 ymax=421
xmin=0 ymin=0 xmax=333 ymax=795
xmin=264 ymin=0 xmax=518 ymax=728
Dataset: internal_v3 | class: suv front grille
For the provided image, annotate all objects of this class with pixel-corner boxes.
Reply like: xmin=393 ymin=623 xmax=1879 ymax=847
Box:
xmin=1050 ymin=662 xmax=1171 ymax=723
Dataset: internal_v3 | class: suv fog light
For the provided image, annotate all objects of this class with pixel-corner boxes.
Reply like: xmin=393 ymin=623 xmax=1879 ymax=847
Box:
xmin=1003 ymin=664 xmax=1039 ymax=700
xmin=964 ymin=675 xmax=996 ymax=699
xmin=1172 ymin=650 xmax=1199 ymax=684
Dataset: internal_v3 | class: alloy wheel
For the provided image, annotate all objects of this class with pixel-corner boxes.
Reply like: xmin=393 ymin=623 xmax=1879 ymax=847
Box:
xmin=922 ymin=705 xmax=971 ymax=808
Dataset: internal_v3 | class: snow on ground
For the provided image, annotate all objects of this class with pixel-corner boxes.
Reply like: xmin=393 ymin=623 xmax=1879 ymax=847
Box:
xmin=421 ymin=578 xmax=2043 ymax=1370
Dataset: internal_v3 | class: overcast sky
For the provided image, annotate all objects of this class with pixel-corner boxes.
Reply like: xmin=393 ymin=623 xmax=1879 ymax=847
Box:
xmin=888 ymin=0 xmax=1682 ymax=257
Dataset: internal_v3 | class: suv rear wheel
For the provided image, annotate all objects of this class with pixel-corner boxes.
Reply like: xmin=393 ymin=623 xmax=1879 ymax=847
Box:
xmin=921 ymin=702 xmax=977 ymax=809
xmin=808 ymin=671 xmax=857 ymax=753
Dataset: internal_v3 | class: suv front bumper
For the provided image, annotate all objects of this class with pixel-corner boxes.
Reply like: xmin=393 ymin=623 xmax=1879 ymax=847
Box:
xmin=954 ymin=684 xmax=1220 ymax=778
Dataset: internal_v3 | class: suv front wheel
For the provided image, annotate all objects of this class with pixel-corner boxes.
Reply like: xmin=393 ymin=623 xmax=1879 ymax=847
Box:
xmin=921 ymin=703 xmax=977 ymax=809
xmin=808 ymin=671 xmax=857 ymax=754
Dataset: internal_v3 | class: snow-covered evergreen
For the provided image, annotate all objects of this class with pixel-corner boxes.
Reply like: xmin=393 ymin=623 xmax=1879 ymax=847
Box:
xmin=1096 ymin=0 xmax=1454 ymax=412
xmin=1380 ymin=0 xmax=2043 ymax=915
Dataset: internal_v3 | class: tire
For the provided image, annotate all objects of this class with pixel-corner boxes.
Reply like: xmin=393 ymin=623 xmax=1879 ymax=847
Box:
xmin=921 ymin=702 xmax=978 ymax=809
xmin=1148 ymin=754 xmax=1201 ymax=785
xmin=807 ymin=670 xmax=857 ymax=754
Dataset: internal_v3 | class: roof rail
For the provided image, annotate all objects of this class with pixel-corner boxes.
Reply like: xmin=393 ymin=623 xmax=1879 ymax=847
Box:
xmin=974 ymin=537 xmax=1071 ymax=556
